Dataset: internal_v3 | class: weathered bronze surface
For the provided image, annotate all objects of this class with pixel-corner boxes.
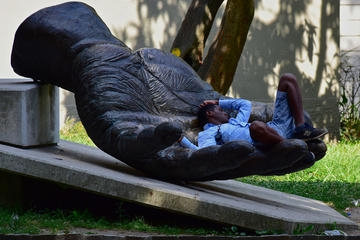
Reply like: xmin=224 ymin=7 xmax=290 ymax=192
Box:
xmin=11 ymin=2 xmax=326 ymax=181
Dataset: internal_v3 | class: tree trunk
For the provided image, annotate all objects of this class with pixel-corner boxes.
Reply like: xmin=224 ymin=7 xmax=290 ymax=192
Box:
xmin=171 ymin=0 xmax=224 ymax=71
xmin=198 ymin=0 xmax=254 ymax=94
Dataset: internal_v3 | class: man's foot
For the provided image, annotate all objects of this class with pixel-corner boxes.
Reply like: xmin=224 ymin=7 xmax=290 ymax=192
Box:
xmin=292 ymin=123 xmax=328 ymax=141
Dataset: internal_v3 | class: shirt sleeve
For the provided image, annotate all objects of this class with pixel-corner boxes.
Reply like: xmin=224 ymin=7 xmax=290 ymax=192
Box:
xmin=198 ymin=128 xmax=217 ymax=148
xmin=180 ymin=136 xmax=199 ymax=150
xmin=219 ymin=99 xmax=252 ymax=123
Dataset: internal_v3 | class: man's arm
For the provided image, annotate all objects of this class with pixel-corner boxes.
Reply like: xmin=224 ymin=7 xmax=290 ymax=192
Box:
xmin=203 ymin=99 xmax=252 ymax=123
xmin=198 ymin=128 xmax=218 ymax=148
xmin=219 ymin=99 xmax=252 ymax=123
xmin=179 ymin=136 xmax=199 ymax=150
xmin=179 ymin=128 xmax=218 ymax=149
xmin=180 ymin=132 xmax=219 ymax=149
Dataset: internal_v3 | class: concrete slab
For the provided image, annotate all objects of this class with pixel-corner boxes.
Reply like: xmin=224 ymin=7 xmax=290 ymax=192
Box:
xmin=0 ymin=79 xmax=59 ymax=147
xmin=0 ymin=140 xmax=358 ymax=234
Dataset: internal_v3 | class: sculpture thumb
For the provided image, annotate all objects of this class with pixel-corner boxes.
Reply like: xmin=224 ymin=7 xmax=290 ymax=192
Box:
xmin=11 ymin=2 xmax=126 ymax=92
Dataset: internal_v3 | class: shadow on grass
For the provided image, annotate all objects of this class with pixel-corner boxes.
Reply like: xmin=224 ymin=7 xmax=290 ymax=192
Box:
xmin=0 ymin=173 xmax=256 ymax=235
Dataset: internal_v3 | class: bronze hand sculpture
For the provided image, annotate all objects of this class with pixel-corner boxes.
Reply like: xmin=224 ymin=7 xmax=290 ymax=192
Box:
xmin=11 ymin=2 xmax=326 ymax=181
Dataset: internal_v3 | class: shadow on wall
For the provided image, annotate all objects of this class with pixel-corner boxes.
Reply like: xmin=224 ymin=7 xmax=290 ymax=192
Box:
xmin=112 ymin=0 xmax=188 ymax=51
xmin=60 ymin=0 xmax=340 ymax=139
xmin=60 ymin=0 xmax=189 ymax=128
xmin=231 ymin=0 xmax=340 ymax=139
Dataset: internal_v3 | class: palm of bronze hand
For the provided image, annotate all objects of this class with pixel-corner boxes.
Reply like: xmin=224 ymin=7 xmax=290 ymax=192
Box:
xmin=74 ymin=46 xmax=325 ymax=181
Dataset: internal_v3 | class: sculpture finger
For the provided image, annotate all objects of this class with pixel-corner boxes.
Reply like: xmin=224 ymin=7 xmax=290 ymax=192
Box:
xmin=145 ymin=141 xmax=255 ymax=181
xmin=257 ymin=139 xmax=309 ymax=175
xmin=199 ymin=139 xmax=309 ymax=180
xmin=186 ymin=141 xmax=255 ymax=180
xmin=154 ymin=122 xmax=183 ymax=147
xmin=260 ymin=151 xmax=315 ymax=176
xmin=267 ymin=139 xmax=328 ymax=176
xmin=306 ymin=139 xmax=327 ymax=161
xmin=136 ymin=121 xmax=183 ymax=155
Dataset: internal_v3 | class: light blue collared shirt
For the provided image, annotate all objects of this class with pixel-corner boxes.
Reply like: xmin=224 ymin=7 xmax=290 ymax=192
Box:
xmin=180 ymin=99 xmax=253 ymax=150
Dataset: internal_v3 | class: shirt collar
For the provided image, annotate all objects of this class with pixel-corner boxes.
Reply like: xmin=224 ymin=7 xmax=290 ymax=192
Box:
xmin=204 ymin=123 xmax=217 ymax=130
xmin=204 ymin=118 xmax=239 ymax=130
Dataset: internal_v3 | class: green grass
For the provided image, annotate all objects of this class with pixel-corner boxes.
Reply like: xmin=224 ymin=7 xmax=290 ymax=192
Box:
xmin=60 ymin=118 xmax=95 ymax=147
xmin=239 ymin=141 xmax=360 ymax=211
xmin=0 ymin=208 xmax=105 ymax=234
xmin=0 ymin=207 xmax=239 ymax=235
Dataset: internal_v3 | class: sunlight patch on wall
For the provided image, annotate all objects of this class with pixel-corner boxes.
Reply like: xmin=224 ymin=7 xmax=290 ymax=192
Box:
xmin=111 ymin=0 xmax=190 ymax=50
xmin=266 ymin=63 xmax=281 ymax=100
xmin=150 ymin=17 xmax=167 ymax=48
xmin=318 ymin=29 xmax=340 ymax=97
xmin=257 ymin=0 xmax=280 ymax=24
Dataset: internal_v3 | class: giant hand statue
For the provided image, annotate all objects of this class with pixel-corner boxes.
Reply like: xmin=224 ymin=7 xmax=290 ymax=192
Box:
xmin=11 ymin=2 xmax=326 ymax=181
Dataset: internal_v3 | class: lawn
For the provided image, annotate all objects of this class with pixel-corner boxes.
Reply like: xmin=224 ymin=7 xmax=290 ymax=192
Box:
xmin=0 ymin=207 xmax=224 ymax=235
xmin=239 ymin=140 xmax=360 ymax=211
xmin=0 ymin=119 xmax=358 ymax=235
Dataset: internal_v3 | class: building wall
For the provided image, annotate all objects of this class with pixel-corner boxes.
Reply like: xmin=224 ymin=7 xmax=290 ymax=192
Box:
xmin=1 ymin=1 xmax=340 ymax=139
xmin=340 ymin=0 xmax=360 ymax=109
xmin=340 ymin=0 xmax=360 ymax=63
xmin=227 ymin=1 xmax=340 ymax=140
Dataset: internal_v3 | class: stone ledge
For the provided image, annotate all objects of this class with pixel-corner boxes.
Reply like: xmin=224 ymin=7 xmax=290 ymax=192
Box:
xmin=0 ymin=79 xmax=59 ymax=147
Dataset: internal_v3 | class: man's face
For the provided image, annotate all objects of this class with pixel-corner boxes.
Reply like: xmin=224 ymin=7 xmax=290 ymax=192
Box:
xmin=207 ymin=105 xmax=230 ymax=124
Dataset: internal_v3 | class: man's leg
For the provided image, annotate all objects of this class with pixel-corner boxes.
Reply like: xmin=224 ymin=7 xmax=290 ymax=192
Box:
xmin=249 ymin=74 xmax=303 ymax=145
xmin=277 ymin=73 xmax=304 ymax=127
xmin=250 ymin=121 xmax=284 ymax=145
xmin=277 ymin=73 xmax=328 ymax=140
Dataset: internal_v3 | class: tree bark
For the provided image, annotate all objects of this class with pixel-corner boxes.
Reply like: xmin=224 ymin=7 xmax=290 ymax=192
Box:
xmin=198 ymin=0 xmax=254 ymax=94
xmin=171 ymin=0 xmax=224 ymax=71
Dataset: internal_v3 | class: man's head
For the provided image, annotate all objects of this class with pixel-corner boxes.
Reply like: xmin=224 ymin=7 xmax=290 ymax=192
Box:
xmin=197 ymin=104 xmax=230 ymax=127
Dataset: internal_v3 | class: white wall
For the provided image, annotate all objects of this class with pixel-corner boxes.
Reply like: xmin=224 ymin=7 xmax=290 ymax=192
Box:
xmin=340 ymin=0 xmax=360 ymax=64
xmin=340 ymin=0 xmax=360 ymax=122
xmin=228 ymin=1 xmax=340 ymax=139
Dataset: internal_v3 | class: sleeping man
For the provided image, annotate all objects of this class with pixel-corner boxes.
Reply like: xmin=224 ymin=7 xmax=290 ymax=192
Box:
xmin=180 ymin=73 xmax=328 ymax=150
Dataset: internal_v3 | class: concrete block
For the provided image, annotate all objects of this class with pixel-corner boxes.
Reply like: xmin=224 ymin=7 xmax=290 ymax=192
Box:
xmin=0 ymin=79 xmax=59 ymax=147
xmin=0 ymin=140 xmax=358 ymax=234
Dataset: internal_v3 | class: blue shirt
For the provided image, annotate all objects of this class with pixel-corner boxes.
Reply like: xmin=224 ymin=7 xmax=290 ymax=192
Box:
xmin=180 ymin=99 xmax=253 ymax=150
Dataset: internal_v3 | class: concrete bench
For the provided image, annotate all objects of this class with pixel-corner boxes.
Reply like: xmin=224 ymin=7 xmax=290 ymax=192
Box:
xmin=0 ymin=79 xmax=59 ymax=147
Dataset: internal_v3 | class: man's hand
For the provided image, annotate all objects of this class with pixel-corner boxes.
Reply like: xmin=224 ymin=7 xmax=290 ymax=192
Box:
xmin=200 ymin=100 xmax=219 ymax=107
xmin=176 ymin=135 xmax=184 ymax=143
